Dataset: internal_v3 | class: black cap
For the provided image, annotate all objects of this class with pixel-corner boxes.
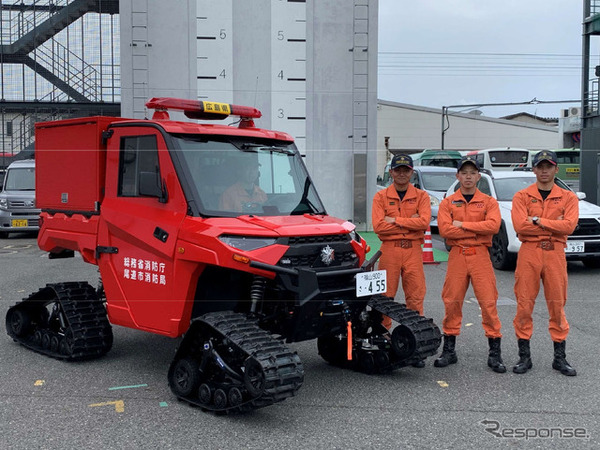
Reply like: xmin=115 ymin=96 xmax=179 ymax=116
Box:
xmin=532 ymin=150 xmax=557 ymax=167
xmin=390 ymin=154 xmax=414 ymax=170
xmin=457 ymin=155 xmax=480 ymax=171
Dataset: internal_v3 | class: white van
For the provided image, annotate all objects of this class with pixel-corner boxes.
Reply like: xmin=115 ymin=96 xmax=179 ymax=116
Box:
xmin=0 ymin=159 xmax=40 ymax=238
xmin=467 ymin=148 xmax=532 ymax=172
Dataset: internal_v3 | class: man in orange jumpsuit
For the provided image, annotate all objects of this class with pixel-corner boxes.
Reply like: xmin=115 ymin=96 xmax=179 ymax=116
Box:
xmin=436 ymin=156 xmax=506 ymax=373
xmin=372 ymin=154 xmax=431 ymax=367
xmin=220 ymin=158 xmax=267 ymax=212
xmin=511 ymin=150 xmax=578 ymax=376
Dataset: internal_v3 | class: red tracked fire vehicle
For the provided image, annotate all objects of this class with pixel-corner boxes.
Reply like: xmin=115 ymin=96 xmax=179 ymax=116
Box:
xmin=5 ymin=98 xmax=441 ymax=413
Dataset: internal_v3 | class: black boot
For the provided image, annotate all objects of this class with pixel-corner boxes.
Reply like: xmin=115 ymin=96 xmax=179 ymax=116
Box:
xmin=487 ymin=337 xmax=507 ymax=373
xmin=434 ymin=335 xmax=457 ymax=367
xmin=411 ymin=359 xmax=425 ymax=368
xmin=552 ymin=341 xmax=577 ymax=376
xmin=512 ymin=338 xmax=532 ymax=374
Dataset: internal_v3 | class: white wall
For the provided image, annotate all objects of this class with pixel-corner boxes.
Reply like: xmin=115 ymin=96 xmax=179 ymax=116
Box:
xmin=120 ymin=0 xmax=197 ymax=118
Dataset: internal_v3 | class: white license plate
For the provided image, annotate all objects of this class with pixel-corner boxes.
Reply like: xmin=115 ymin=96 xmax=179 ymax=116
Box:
xmin=565 ymin=241 xmax=585 ymax=253
xmin=356 ymin=270 xmax=387 ymax=297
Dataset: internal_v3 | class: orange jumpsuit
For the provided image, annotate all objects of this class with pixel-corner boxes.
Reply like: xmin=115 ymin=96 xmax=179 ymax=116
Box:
xmin=511 ymin=183 xmax=578 ymax=342
xmin=219 ymin=183 xmax=267 ymax=212
xmin=438 ymin=189 xmax=502 ymax=338
xmin=372 ymin=183 xmax=431 ymax=327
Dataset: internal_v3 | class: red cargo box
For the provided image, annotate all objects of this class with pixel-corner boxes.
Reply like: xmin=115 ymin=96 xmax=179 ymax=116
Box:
xmin=36 ymin=116 xmax=121 ymax=212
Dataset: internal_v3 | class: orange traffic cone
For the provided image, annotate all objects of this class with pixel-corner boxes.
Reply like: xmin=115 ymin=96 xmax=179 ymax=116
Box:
xmin=422 ymin=226 xmax=439 ymax=265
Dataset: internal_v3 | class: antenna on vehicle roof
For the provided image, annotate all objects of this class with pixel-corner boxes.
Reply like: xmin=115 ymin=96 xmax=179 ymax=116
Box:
xmin=254 ymin=76 xmax=259 ymax=109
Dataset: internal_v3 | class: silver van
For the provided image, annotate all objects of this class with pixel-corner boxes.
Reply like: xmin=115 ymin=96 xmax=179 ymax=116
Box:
xmin=0 ymin=159 xmax=40 ymax=238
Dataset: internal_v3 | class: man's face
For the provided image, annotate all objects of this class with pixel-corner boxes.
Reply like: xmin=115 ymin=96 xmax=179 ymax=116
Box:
xmin=456 ymin=164 xmax=481 ymax=190
xmin=241 ymin=164 xmax=260 ymax=183
xmin=390 ymin=165 xmax=413 ymax=186
xmin=533 ymin=160 xmax=558 ymax=183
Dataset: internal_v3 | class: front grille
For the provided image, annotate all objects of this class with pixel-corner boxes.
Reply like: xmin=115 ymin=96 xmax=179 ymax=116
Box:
xmin=277 ymin=234 xmax=357 ymax=269
xmin=9 ymin=200 xmax=26 ymax=208
xmin=283 ymin=250 xmax=357 ymax=268
xmin=287 ymin=234 xmax=351 ymax=245
xmin=572 ymin=218 xmax=600 ymax=237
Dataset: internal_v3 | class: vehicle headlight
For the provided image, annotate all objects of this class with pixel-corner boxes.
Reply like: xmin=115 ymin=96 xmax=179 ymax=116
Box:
xmin=0 ymin=198 xmax=7 ymax=210
xmin=429 ymin=194 xmax=440 ymax=207
xmin=219 ymin=235 xmax=276 ymax=251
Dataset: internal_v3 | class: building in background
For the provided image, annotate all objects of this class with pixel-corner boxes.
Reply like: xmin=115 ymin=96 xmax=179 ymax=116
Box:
xmin=0 ymin=0 xmax=120 ymax=169
xmin=558 ymin=106 xmax=582 ymax=149
xmin=376 ymin=100 xmax=559 ymax=180
xmin=499 ymin=112 xmax=558 ymax=127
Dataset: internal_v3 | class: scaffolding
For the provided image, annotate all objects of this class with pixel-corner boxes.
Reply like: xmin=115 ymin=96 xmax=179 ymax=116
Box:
xmin=0 ymin=0 xmax=120 ymax=165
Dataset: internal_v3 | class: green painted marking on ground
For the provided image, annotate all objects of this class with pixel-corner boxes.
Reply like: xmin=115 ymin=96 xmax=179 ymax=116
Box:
xmin=159 ymin=402 xmax=168 ymax=407
xmin=360 ymin=231 xmax=449 ymax=263
xmin=108 ymin=384 xmax=148 ymax=391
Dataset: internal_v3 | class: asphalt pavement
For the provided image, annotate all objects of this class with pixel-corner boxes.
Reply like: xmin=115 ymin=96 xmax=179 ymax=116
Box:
xmin=1 ymin=232 xmax=599 ymax=450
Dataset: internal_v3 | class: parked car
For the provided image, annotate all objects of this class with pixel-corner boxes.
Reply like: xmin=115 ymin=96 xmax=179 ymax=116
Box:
xmin=0 ymin=159 xmax=40 ymax=238
xmin=445 ymin=170 xmax=600 ymax=270
xmin=413 ymin=149 xmax=463 ymax=168
xmin=467 ymin=147 xmax=532 ymax=172
xmin=378 ymin=166 xmax=457 ymax=229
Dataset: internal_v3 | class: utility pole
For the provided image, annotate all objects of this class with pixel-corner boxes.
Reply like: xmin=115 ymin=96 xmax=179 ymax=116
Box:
xmin=440 ymin=99 xmax=579 ymax=150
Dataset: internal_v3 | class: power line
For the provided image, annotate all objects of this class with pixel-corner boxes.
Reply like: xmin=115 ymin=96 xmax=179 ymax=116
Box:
xmin=377 ymin=51 xmax=583 ymax=76
xmin=378 ymin=51 xmax=582 ymax=57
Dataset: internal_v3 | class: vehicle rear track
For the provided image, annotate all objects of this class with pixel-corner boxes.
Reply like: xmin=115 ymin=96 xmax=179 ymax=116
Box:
xmin=6 ymin=282 xmax=113 ymax=361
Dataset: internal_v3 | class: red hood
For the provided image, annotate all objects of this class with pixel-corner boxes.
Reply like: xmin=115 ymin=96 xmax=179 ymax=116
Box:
xmin=177 ymin=214 xmax=359 ymax=270
xmin=180 ymin=214 xmax=354 ymax=239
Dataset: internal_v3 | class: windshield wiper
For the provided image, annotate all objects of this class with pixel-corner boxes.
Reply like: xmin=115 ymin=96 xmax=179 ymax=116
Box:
xmin=291 ymin=178 xmax=323 ymax=215
xmin=240 ymin=144 xmax=294 ymax=155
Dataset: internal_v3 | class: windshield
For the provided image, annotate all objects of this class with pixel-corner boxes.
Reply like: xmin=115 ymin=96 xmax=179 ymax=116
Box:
xmin=420 ymin=172 xmax=457 ymax=191
xmin=173 ymin=136 xmax=326 ymax=217
xmin=4 ymin=167 xmax=35 ymax=191
xmin=494 ymin=176 xmax=573 ymax=201
xmin=489 ymin=150 xmax=529 ymax=166
xmin=555 ymin=151 xmax=579 ymax=164
xmin=493 ymin=177 xmax=536 ymax=201
xmin=421 ymin=158 xmax=459 ymax=168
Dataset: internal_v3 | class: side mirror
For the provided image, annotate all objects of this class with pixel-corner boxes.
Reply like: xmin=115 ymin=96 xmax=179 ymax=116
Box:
xmin=139 ymin=171 xmax=167 ymax=202
xmin=576 ymin=192 xmax=586 ymax=200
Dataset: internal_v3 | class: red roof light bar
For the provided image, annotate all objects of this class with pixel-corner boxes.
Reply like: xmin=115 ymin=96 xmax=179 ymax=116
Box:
xmin=145 ymin=97 xmax=262 ymax=122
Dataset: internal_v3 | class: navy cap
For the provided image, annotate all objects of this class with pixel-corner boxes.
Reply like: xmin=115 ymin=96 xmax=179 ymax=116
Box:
xmin=457 ymin=155 xmax=480 ymax=171
xmin=532 ymin=150 xmax=557 ymax=167
xmin=390 ymin=154 xmax=414 ymax=170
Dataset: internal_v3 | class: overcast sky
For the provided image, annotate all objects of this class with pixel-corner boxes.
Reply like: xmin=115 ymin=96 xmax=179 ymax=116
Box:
xmin=377 ymin=0 xmax=584 ymax=119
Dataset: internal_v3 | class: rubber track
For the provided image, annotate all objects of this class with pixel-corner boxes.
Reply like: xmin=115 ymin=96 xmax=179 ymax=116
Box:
xmin=6 ymin=282 xmax=113 ymax=361
xmin=368 ymin=295 xmax=442 ymax=368
xmin=173 ymin=311 xmax=304 ymax=413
